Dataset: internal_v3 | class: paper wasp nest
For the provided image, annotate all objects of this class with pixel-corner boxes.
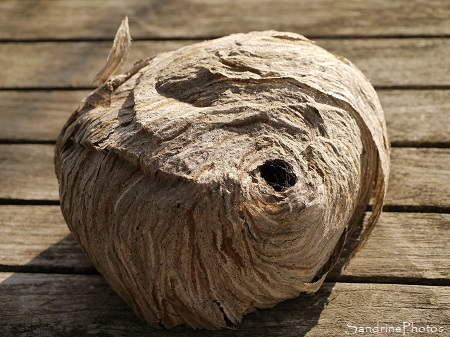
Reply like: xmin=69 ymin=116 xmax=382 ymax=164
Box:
xmin=55 ymin=19 xmax=389 ymax=329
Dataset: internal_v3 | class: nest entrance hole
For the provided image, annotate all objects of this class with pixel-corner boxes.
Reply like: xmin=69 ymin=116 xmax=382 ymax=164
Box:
xmin=259 ymin=159 xmax=297 ymax=192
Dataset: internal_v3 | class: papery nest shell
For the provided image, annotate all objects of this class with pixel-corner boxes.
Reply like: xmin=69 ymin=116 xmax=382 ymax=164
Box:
xmin=55 ymin=18 xmax=389 ymax=329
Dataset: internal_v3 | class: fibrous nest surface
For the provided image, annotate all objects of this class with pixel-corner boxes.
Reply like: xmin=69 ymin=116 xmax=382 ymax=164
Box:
xmin=55 ymin=26 xmax=389 ymax=329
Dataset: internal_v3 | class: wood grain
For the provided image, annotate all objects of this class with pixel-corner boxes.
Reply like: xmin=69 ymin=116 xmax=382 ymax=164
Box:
xmin=1 ymin=39 xmax=449 ymax=89
xmin=1 ymin=205 xmax=448 ymax=282
xmin=339 ymin=212 xmax=450 ymax=281
xmin=0 ymin=205 xmax=93 ymax=273
xmin=0 ymin=91 xmax=84 ymax=142
xmin=319 ymin=38 xmax=450 ymax=87
xmin=1 ymin=145 xmax=449 ymax=208
xmin=386 ymin=148 xmax=450 ymax=208
xmin=1 ymin=0 xmax=449 ymax=39
xmin=0 ymin=273 xmax=448 ymax=336
xmin=0 ymin=144 xmax=58 ymax=201
xmin=2 ymin=90 xmax=449 ymax=145
xmin=379 ymin=90 xmax=450 ymax=146
xmin=0 ymin=40 xmax=193 ymax=89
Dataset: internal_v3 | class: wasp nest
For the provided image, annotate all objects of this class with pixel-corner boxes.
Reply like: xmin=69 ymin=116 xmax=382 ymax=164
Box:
xmin=55 ymin=18 xmax=389 ymax=329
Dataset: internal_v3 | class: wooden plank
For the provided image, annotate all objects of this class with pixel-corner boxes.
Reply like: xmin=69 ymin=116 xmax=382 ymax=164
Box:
xmin=0 ymin=39 xmax=449 ymax=88
xmin=1 ymin=0 xmax=449 ymax=39
xmin=0 ymin=91 xmax=85 ymax=142
xmin=319 ymin=38 xmax=450 ymax=87
xmin=1 ymin=145 xmax=449 ymax=207
xmin=0 ymin=205 xmax=93 ymax=273
xmin=0 ymin=272 xmax=146 ymax=336
xmin=0 ymin=40 xmax=193 ymax=89
xmin=379 ymin=90 xmax=450 ymax=146
xmin=338 ymin=212 xmax=450 ymax=281
xmin=2 ymin=90 xmax=449 ymax=144
xmin=0 ymin=144 xmax=58 ymax=201
xmin=1 ymin=273 xmax=448 ymax=336
xmin=1 ymin=205 xmax=448 ymax=281
xmin=386 ymin=148 xmax=450 ymax=209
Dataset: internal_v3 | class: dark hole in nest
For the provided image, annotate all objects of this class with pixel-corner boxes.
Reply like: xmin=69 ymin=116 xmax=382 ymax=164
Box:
xmin=259 ymin=159 xmax=297 ymax=192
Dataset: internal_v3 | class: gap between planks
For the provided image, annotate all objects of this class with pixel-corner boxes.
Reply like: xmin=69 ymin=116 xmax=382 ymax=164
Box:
xmin=2 ymin=35 xmax=450 ymax=43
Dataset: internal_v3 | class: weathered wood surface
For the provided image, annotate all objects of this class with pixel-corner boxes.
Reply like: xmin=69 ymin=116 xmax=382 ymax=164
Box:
xmin=386 ymin=148 xmax=450 ymax=208
xmin=0 ymin=206 xmax=93 ymax=273
xmin=0 ymin=91 xmax=83 ymax=142
xmin=1 ymin=90 xmax=449 ymax=145
xmin=1 ymin=205 xmax=448 ymax=282
xmin=1 ymin=0 xmax=449 ymax=40
xmin=336 ymin=212 xmax=450 ymax=281
xmin=381 ymin=90 xmax=450 ymax=146
xmin=0 ymin=144 xmax=58 ymax=201
xmin=1 ymin=145 xmax=449 ymax=208
xmin=2 ymin=39 xmax=450 ymax=88
xmin=0 ymin=40 xmax=192 ymax=88
xmin=1 ymin=272 xmax=448 ymax=336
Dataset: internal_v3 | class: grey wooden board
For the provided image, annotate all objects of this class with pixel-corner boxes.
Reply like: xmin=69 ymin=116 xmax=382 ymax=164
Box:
xmin=1 ymin=90 xmax=449 ymax=145
xmin=1 ymin=0 xmax=449 ymax=39
xmin=0 ymin=40 xmax=193 ymax=88
xmin=0 ymin=272 xmax=448 ymax=336
xmin=380 ymin=90 xmax=450 ymax=146
xmin=1 ymin=205 xmax=448 ymax=281
xmin=0 ymin=144 xmax=58 ymax=201
xmin=0 ymin=205 xmax=93 ymax=273
xmin=386 ymin=148 xmax=450 ymax=208
xmin=1 ymin=39 xmax=449 ymax=88
xmin=336 ymin=212 xmax=450 ymax=280
xmin=0 ymin=90 xmax=84 ymax=142
xmin=1 ymin=145 xmax=449 ymax=207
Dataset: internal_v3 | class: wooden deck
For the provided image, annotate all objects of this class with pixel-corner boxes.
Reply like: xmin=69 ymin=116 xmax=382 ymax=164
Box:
xmin=0 ymin=1 xmax=449 ymax=336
